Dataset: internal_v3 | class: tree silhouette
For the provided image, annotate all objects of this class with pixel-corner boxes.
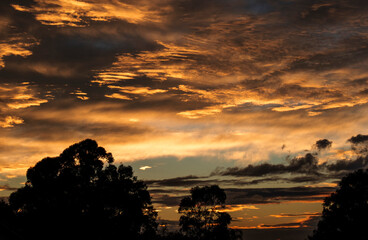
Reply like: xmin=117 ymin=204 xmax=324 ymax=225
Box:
xmin=309 ymin=169 xmax=368 ymax=240
xmin=8 ymin=139 xmax=157 ymax=240
xmin=0 ymin=200 xmax=22 ymax=240
xmin=178 ymin=185 xmax=242 ymax=240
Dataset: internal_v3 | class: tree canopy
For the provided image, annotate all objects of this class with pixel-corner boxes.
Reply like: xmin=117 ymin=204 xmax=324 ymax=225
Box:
xmin=309 ymin=169 xmax=368 ymax=240
xmin=178 ymin=185 xmax=241 ymax=240
xmin=8 ymin=139 xmax=157 ymax=240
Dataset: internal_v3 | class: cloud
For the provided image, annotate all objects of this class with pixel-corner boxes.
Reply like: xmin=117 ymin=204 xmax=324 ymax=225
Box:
xmin=213 ymin=134 xmax=368 ymax=178
xmin=0 ymin=40 xmax=36 ymax=69
xmin=2 ymin=0 xmax=368 ymax=125
xmin=270 ymin=212 xmax=320 ymax=218
xmin=151 ymin=186 xmax=334 ymax=207
xmin=145 ymin=175 xmax=204 ymax=187
xmin=1 ymin=0 xmax=368 ymax=232
xmin=348 ymin=134 xmax=368 ymax=154
xmin=222 ymin=204 xmax=259 ymax=212
xmin=151 ymin=194 xmax=184 ymax=207
xmin=224 ymin=187 xmax=334 ymax=205
xmin=0 ymin=82 xmax=48 ymax=120
xmin=11 ymin=0 xmax=163 ymax=26
xmin=214 ymin=153 xmax=319 ymax=177
xmin=314 ymin=139 xmax=332 ymax=151
xmin=139 ymin=166 xmax=152 ymax=171
xmin=0 ymin=116 xmax=24 ymax=128
xmin=0 ymin=4 xmax=39 ymax=69
xmin=324 ymin=156 xmax=368 ymax=172
xmin=104 ymin=85 xmax=168 ymax=100
xmin=348 ymin=134 xmax=368 ymax=144
xmin=2 ymin=0 xmax=368 ymax=112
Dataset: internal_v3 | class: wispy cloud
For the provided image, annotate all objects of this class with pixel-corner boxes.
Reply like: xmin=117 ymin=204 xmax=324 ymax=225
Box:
xmin=1 ymin=0 xmax=368 ymax=231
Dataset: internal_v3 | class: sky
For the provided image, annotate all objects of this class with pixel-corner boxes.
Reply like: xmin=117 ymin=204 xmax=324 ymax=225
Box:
xmin=1 ymin=0 xmax=368 ymax=239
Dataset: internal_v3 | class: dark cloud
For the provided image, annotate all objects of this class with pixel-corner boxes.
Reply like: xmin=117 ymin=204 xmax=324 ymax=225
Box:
xmin=145 ymin=173 xmax=331 ymax=192
xmin=271 ymin=85 xmax=343 ymax=101
xmin=145 ymin=175 xmax=204 ymax=187
xmin=215 ymin=155 xmax=367 ymax=179
xmin=146 ymin=175 xmax=299 ymax=188
xmin=213 ymin=134 xmax=368 ymax=178
xmin=1 ymin=0 xmax=367 ymax=117
xmin=324 ymin=157 xmax=368 ymax=172
xmin=1 ymin=21 xmax=161 ymax=84
xmin=151 ymin=194 xmax=183 ymax=207
xmin=314 ymin=139 xmax=332 ymax=151
xmin=10 ymin=117 xmax=152 ymax=142
xmin=152 ymin=186 xmax=335 ymax=206
xmin=1 ymin=0 xmax=367 ymax=235
xmin=213 ymin=163 xmax=287 ymax=177
xmin=224 ymin=187 xmax=334 ymax=205
xmin=348 ymin=134 xmax=368 ymax=154
xmin=288 ymin=38 xmax=368 ymax=73
xmin=214 ymin=153 xmax=319 ymax=177
xmin=348 ymin=134 xmax=368 ymax=145
xmin=288 ymin=175 xmax=324 ymax=183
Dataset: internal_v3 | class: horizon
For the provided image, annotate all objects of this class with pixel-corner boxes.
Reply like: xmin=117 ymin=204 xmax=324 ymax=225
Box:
xmin=1 ymin=0 xmax=368 ymax=239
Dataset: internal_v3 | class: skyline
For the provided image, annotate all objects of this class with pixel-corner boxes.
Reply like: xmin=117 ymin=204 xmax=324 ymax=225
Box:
xmin=1 ymin=0 xmax=368 ymax=239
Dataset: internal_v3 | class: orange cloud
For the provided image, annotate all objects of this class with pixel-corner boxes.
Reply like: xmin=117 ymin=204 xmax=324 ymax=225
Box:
xmin=0 ymin=38 xmax=38 ymax=69
xmin=70 ymin=90 xmax=89 ymax=101
xmin=12 ymin=0 xmax=162 ymax=26
xmin=107 ymin=86 xmax=168 ymax=97
xmin=0 ymin=83 xmax=48 ymax=111
xmin=222 ymin=205 xmax=259 ymax=212
xmin=0 ymin=116 xmax=24 ymax=128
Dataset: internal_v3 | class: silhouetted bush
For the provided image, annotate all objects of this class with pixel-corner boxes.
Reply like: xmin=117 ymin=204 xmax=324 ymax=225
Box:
xmin=309 ymin=169 xmax=368 ymax=240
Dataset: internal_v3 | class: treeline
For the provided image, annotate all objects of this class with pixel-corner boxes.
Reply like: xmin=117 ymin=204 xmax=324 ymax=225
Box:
xmin=0 ymin=139 xmax=367 ymax=240
xmin=0 ymin=139 xmax=241 ymax=240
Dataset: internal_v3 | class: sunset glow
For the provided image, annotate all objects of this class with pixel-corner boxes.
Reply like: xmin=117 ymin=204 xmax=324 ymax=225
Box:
xmin=1 ymin=0 xmax=368 ymax=239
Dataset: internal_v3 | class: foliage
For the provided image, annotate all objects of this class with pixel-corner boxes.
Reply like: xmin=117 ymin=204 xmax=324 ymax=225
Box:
xmin=178 ymin=185 xmax=242 ymax=240
xmin=8 ymin=139 xmax=157 ymax=240
xmin=309 ymin=169 xmax=368 ymax=240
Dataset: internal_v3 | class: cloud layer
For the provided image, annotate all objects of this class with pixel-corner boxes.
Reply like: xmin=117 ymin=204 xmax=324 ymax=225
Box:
xmin=1 ymin=0 xmax=368 ymax=234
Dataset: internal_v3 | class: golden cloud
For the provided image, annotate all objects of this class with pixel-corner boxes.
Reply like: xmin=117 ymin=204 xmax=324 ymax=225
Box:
xmin=0 ymin=38 xmax=38 ymax=69
xmin=12 ymin=0 xmax=162 ymax=27
xmin=0 ymin=116 xmax=24 ymax=128
xmin=0 ymin=83 xmax=48 ymax=111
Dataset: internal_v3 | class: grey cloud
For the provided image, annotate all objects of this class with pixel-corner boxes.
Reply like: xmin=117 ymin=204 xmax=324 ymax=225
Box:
xmin=151 ymin=186 xmax=335 ymax=206
xmin=324 ymin=157 xmax=368 ymax=172
xmin=348 ymin=134 xmax=368 ymax=145
xmin=146 ymin=174 xmax=329 ymax=191
xmin=224 ymin=186 xmax=334 ymax=205
xmin=2 ymin=0 xmax=368 ymax=116
xmin=214 ymin=134 xmax=368 ymax=178
xmin=151 ymin=194 xmax=183 ymax=207
xmin=288 ymin=38 xmax=368 ymax=73
xmin=348 ymin=134 xmax=368 ymax=154
xmin=314 ymin=139 xmax=332 ymax=151
xmin=145 ymin=175 xmax=204 ymax=187
xmin=215 ymin=156 xmax=368 ymax=178
xmin=214 ymin=153 xmax=319 ymax=177
xmin=145 ymin=174 xmax=329 ymax=190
